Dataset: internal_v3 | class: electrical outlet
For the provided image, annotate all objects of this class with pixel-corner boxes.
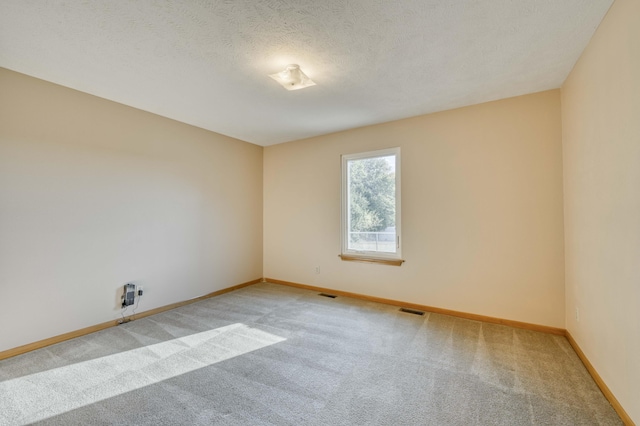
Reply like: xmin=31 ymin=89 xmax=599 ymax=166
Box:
xmin=122 ymin=283 xmax=136 ymax=307
xmin=314 ymin=266 xmax=320 ymax=274
xmin=575 ymin=307 xmax=580 ymax=322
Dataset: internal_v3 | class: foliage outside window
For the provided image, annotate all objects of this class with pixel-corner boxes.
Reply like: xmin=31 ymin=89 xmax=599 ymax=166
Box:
xmin=341 ymin=148 xmax=401 ymax=262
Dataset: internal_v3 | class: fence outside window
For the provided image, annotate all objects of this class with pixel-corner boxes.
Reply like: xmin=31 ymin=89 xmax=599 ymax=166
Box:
xmin=348 ymin=231 xmax=396 ymax=253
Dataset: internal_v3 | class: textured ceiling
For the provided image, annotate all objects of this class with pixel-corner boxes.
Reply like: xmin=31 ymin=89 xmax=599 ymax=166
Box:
xmin=0 ymin=0 xmax=613 ymax=146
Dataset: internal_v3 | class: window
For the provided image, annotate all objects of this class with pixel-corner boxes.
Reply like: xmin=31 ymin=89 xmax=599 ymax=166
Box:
xmin=341 ymin=148 xmax=402 ymax=265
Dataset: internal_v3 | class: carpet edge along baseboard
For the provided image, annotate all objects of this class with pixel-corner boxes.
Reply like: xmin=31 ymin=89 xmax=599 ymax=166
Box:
xmin=265 ymin=278 xmax=565 ymax=335
xmin=565 ymin=332 xmax=635 ymax=426
xmin=0 ymin=278 xmax=262 ymax=361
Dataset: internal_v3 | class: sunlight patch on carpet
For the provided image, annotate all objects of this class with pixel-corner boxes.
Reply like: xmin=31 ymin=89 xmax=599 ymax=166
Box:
xmin=0 ymin=323 xmax=285 ymax=425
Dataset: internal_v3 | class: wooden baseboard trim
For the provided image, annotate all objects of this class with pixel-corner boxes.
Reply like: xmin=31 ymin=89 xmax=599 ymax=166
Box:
xmin=566 ymin=332 xmax=635 ymax=426
xmin=264 ymin=278 xmax=565 ymax=335
xmin=0 ymin=278 xmax=262 ymax=361
xmin=126 ymin=278 xmax=261 ymax=322
xmin=0 ymin=319 xmax=120 ymax=362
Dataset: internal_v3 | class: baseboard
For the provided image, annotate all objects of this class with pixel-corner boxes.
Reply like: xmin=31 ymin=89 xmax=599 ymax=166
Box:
xmin=265 ymin=278 xmax=565 ymax=335
xmin=566 ymin=332 xmax=635 ymax=426
xmin=0 ymin=278 xmax=262 ymax=361
xmin=122 ymin=278 xmax=261 ymax=322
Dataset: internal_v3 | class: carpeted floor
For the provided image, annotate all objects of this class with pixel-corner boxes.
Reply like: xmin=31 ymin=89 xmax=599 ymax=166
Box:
xmin=0 ymin=282 xmax=622 ymax=425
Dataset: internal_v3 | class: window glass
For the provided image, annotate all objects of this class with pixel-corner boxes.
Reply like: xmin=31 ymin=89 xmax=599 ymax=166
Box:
xmin=342 ymin=148 xmax=401 ymax=259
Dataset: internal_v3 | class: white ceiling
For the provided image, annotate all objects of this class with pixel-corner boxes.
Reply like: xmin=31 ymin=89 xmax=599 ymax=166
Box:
xmin=0 ymin=0 xmax=613 ymax=146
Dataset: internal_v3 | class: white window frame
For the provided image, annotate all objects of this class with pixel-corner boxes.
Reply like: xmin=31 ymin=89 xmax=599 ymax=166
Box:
xmin=341 ymin=147 xmax=402 ymax=262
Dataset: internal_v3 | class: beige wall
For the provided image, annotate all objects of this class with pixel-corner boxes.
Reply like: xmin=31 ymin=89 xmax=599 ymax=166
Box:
xmin=264 ymin=90 xmax=565 ymax=327
xmin=0 ymin=68 xmax=263 ymax=352
xmin=561 ymin=0 xmax=640 ymax=422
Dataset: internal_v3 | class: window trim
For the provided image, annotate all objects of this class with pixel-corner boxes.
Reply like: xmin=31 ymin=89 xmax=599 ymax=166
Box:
xmin=340 ymin=147 xmax=403 ymax=264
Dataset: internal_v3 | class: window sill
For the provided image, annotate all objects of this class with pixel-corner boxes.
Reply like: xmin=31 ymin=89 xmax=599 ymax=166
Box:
xmin=339 ymin=254 xmax=405 ymax=266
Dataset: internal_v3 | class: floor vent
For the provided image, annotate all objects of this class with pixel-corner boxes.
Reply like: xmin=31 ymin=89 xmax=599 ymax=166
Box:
xmin=399 ymin=307 xmax=425 ymax=316
xmin=318 ymin=293 xmax=337 ymax=299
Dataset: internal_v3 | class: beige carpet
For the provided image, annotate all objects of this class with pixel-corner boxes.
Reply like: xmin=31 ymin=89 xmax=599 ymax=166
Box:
xmin=0 ymin=282 xmax=622 ymax=425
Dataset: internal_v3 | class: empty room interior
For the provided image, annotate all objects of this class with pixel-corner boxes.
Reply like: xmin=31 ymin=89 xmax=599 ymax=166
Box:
xmin=0 ymin=0 xmax=638 ymax=425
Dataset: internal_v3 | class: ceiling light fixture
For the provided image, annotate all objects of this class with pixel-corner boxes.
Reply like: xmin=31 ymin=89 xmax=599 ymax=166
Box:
xmin=269 ymin=64 xmax=315 ymax=91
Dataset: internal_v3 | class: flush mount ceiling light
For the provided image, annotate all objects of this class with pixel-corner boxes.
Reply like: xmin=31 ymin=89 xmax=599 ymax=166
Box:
xmin=269 ymin=64 xmax=316 ymax=91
